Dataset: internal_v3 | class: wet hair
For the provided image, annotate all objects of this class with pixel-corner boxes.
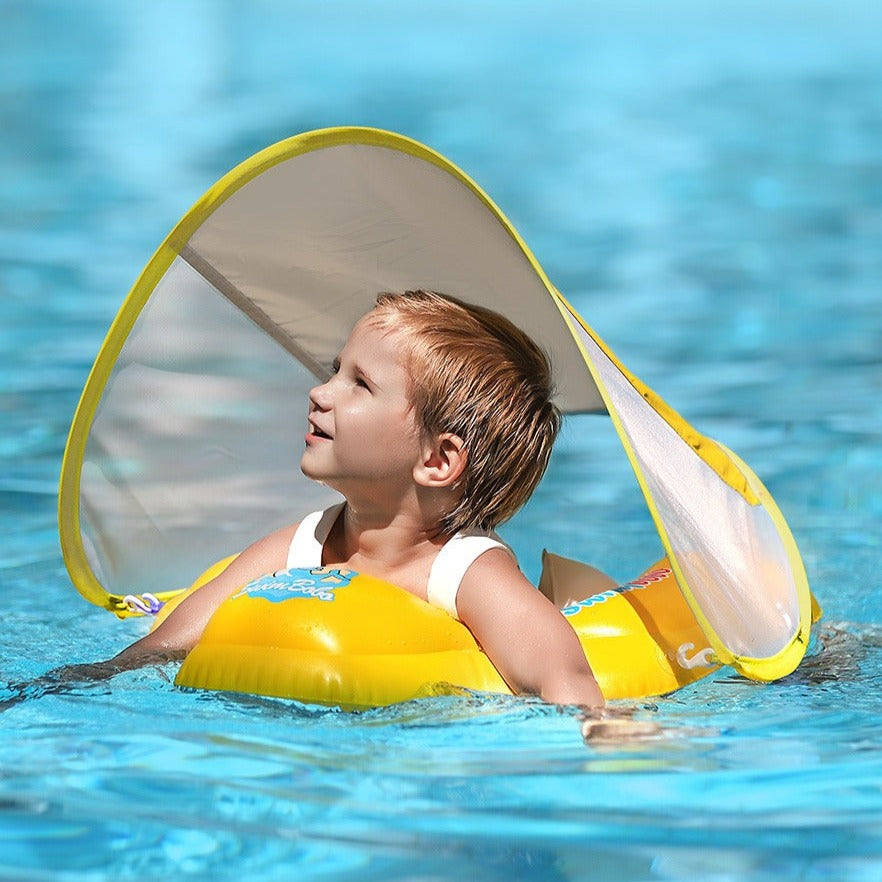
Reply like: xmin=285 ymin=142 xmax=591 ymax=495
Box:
xmin=368 ymin=290 xmax=561 ymax=534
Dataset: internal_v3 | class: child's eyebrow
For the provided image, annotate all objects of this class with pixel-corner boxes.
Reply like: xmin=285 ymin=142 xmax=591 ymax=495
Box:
xmin=354 ymin=363 xmax=378 ymax=388
xmin=331 ymin=355 xmax=376 ymax=388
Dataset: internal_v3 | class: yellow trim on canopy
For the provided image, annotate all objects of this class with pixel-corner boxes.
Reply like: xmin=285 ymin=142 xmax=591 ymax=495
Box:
xmin=713 ymin=443 xmax=813 ymax=681
xmin=166 ymin=127 xmax=557 ymax=293
xmin=58 ymin=242 xmax=180 ymax=613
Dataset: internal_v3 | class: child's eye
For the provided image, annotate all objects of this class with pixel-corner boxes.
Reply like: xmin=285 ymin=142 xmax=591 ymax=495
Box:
xmin=331 ymin=358 xmax=341 ymax=375
xmin=355 ymin=376 xmax=369 ymax=390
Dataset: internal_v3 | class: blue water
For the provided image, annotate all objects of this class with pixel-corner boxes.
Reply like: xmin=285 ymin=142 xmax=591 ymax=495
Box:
xmin=3 ymin=2 xmax=882 ymax=879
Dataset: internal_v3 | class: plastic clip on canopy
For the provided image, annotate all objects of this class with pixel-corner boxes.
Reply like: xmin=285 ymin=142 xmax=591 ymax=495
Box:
xmin=58 ymin=127 xmax=813 ymax=683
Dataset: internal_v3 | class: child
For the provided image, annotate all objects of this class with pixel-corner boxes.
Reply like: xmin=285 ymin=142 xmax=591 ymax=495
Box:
xmin=92 ymin=290 xmax=604 ymax=708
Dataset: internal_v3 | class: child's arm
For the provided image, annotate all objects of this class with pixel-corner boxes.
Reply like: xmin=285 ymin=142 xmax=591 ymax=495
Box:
xmin=2 ymin=526 xmax=297 ymax=708
xmin=43 ymin=525 xmax=296 ymax=684
xmin=110 ymin=524 xmax=297 ymax=670
xmin=456 ymin=549 xmax=605 ymax=708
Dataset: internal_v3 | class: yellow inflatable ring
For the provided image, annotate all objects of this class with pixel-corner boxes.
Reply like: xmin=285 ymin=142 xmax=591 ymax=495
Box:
xmin=169 ymin=557 xmax=719 ymax=708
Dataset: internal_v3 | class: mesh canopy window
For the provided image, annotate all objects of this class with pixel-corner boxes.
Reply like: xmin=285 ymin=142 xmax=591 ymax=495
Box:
xmin=560 ymin=301 xmax=811 ymax=677
xmin=78 ymin=257 xmax=340 ymax=597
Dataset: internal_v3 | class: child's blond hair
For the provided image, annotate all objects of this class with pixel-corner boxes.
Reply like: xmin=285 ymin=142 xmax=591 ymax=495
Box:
xmin=368 ymin=290 xmax=561 ymax=534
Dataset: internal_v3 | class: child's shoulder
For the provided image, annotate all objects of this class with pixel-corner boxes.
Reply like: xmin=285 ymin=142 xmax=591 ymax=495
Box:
xmin=456 ymin=543 xmax=534 ymax=611
xmin=238 ymin=522 xmax=300 ymax=573
xmin=427 ymin=534 xmax=517 ymax=618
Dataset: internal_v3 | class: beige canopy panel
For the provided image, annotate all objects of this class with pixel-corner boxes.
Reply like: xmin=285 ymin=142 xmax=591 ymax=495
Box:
xmin=59 ymin=127 xmax=813 ymax=683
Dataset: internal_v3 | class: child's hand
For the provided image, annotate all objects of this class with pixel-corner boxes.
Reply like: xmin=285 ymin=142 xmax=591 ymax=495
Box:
xmin=580 ymin=707 xmax=663 ymax=743
xmin=0 ymin=652 xmax=184 ymax=711
xmin=1 ymin=664 xmax=118 ymax=711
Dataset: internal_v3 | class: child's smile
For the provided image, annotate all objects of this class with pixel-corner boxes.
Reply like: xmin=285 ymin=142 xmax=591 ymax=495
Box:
xmin=306 ymin=419 xmax=332 ymax=440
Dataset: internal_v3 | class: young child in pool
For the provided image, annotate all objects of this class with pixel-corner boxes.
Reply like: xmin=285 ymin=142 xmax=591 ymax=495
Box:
xmin=108 ymin=289 xmax=605 ymax=708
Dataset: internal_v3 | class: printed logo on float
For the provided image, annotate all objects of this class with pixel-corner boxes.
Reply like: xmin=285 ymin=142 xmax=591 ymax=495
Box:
xmin=561 ymin=567 xmax=672 ymax=617
xmin=234 ymin=566 xmax=357 ymax=603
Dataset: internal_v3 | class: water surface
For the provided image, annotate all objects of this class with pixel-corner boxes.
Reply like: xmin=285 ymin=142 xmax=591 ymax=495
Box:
xmin=2 ymin=3 xmax=882 ymax=879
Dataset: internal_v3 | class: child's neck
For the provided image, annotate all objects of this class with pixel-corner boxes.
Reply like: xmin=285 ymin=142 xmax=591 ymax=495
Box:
xmin=322 ymin=500 xmax=448 ymax=597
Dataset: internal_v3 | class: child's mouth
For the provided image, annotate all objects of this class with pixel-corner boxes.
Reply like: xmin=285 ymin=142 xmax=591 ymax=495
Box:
xmin=309 ymin=422 xmax=332 ymax=439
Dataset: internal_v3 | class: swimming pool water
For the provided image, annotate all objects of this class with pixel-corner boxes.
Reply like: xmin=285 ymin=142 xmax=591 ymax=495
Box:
xmin=3 ymin=2 xmax=882 ymax=879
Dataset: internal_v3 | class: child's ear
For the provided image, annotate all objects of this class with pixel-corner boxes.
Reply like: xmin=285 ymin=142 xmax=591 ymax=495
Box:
xmin=414 ymin=433 xmax=467 ymax=488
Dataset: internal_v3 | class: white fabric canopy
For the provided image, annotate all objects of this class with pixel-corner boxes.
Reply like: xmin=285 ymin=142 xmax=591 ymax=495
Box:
xmin=60 ymin=127 xmax=812 ymax=682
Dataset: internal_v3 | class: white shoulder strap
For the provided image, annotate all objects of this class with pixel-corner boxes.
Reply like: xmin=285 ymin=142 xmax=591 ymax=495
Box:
xmin=426 ymin=531 xmax=515 ymax=620
xmin=285 ymin=503 xmax=345 ymax=569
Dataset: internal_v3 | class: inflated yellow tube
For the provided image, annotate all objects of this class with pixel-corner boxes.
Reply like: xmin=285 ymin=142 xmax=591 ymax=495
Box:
xmin=172 ymin=558 xmax=720 ymax=708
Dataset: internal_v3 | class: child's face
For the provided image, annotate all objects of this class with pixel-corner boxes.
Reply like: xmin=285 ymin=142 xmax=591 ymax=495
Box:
xmin=301 ymin=314 xmax=424 ymax=496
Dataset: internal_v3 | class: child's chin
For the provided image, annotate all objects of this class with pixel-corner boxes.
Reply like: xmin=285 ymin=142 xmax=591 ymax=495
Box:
xmin=299 ymin=457 xmax=332 ymax=487
xmin=299 ymin=454 xmax=320 ymax=479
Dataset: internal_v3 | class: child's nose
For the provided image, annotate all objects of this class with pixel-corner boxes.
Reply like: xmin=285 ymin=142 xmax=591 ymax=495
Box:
xmin=309 ymin=379 xmax=332 ymax=410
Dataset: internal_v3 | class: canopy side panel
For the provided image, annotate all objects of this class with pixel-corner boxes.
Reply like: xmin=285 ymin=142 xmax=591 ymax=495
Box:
xmin=558 ymin=300 xmax=812 ymax=681
xmin=73 ymin=257 xmax=340 ymax=601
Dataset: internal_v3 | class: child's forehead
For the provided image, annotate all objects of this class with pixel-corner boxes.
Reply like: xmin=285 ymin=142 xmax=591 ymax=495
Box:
xmin=353 ymin=310 xmax=414 ymax=349
xmin=343 ymin=313 xmax=415 ymax=365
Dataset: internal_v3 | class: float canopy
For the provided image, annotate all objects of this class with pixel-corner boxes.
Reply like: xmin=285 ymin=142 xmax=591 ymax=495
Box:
xmin=59 ymin=127 xmax=813 ymax=682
